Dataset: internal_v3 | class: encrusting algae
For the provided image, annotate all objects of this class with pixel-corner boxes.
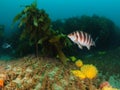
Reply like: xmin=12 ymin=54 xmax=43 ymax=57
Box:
xmin=0 ymin=56 xmax=99 ymax=89
xmin=0 ymin=56 xmax=120 ymax=89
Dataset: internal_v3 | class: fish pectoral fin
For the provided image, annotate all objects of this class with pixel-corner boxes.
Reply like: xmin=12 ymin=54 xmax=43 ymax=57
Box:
xmin=78 ymin=44 xmax=83 ymax=49
xmin=86 ymin=46 xmax=90 ymax=50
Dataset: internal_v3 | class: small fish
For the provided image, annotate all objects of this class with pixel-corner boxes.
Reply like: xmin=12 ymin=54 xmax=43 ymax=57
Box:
xmin=2 ymin=43 xmax=11 ymax=49
xmin=67 ymin=31 xmax=95 ymax=50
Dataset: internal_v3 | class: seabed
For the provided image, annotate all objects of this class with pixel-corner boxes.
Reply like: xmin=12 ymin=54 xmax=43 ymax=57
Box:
xmin=0 ymin=47 xmax=120 ymax=90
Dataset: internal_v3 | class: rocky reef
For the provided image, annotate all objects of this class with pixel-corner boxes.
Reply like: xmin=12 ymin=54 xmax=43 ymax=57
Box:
xmin=0 ymin=56 xmax=99 ymax=90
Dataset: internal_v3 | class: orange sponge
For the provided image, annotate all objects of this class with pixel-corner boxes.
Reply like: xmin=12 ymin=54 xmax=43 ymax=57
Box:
xmin=0 ymin=79 xmax=4 ymax=88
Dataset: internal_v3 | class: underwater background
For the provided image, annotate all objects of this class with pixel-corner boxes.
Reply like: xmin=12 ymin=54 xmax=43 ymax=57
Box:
xmin=0 ymin=0 xmax=120 ymax=89
xmin=1 ymin=0 xmax=120 ymax=33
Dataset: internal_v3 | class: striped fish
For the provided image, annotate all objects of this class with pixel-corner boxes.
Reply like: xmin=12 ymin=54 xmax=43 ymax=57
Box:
xmin=67 ymin=31 xmax=95 ymax=50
